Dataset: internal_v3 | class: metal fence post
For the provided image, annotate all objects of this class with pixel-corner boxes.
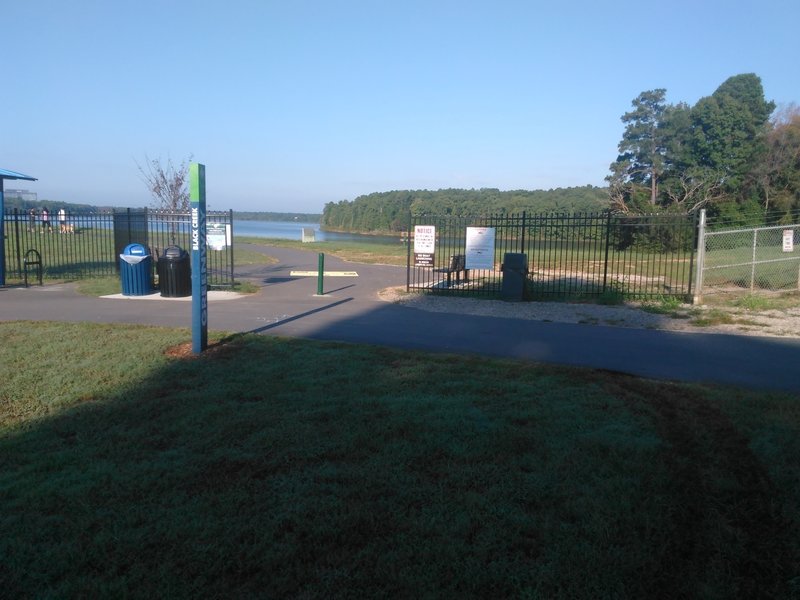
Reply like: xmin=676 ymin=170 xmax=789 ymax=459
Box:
xmin=602 ymin=211 xmax=612 ymax=293
xmin=406 ymin=211 xmax=412 ymax=292
xmin=750 ymin=229 xmax=758 ymax=291
xmin=13 ymin=208 xmax=23 ymax=276
xmin=228 ymin=209 xmax=235 ymax=286
xmin=693 ymin=209 xmax=706 ymax=304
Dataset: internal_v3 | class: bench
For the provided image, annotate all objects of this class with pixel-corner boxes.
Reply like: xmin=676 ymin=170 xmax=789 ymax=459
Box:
xmin=434 ymin=254 xmax=469 ymax=287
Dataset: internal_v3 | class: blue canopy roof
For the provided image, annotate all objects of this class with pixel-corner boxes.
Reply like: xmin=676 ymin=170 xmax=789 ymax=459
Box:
xmin=0 ymin=168 xmax=37 ymax=181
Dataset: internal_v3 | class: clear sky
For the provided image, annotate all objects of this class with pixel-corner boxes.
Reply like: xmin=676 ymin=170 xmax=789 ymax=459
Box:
xmin=3 ymin=0 xmax=798 ymax=213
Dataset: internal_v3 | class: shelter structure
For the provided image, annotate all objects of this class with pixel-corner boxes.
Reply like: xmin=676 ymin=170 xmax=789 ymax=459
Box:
xmin=0 ymin=168 xmax=38 ymax=285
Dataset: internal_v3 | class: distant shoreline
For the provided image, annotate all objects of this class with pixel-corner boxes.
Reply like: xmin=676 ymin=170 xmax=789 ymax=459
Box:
xmin=233 ymin=212 xmax=321 ymax=223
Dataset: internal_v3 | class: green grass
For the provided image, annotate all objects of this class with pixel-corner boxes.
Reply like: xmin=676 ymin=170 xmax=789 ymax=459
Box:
xmin=1 ymin=322 xmax=798 ymax=598
xmin=690 ymin=291 xmax=800 ymax=328
xmin=703 ymin=242 xmax=800 ymax=291
xmin=60 ymin=246 xmax=273 ymax=296
xmin=634 ymin=292 xmax=800 ymax=331
xmin=595 ymin=285 xmax=627 ymax=305
xmin=4 ymin=228 xmax=274 ymax=286
xmin=236 ymin=236 xmax=410 ymax=266
xmin=74 ymin=277 xmax=260 ymax=297
xmin=231 ymin=245 xmax=279 ymax=268
xmin=640 ymin=295 xmax=683 ymax=314
xmin=5 ymin=227 xmax=116 ymax=281
xmin=690 ymin=308 xmax=742 ymax=327
xmin=639 ymin=295 xmax=693 ymax=320
xmin=727 ymin=291 xmax=800 ymax=311
xmin=74 ymin=275 xmax=121 ymax=296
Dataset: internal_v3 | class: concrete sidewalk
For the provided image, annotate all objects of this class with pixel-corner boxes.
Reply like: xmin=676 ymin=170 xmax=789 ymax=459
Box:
xmin=2 ymin=244 xmax=799 ymax=393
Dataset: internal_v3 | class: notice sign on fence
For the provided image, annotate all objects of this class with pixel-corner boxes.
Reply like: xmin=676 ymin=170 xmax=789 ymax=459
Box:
xmin=207 ymin=223 xmax=229 ymax=251
xmin=465 ymin=226 xmax=496 ymax=270
xmin=414 ymin=225 xmax=436 ymax=267
xmin=783 ymin=230 xmax=794 ymax=253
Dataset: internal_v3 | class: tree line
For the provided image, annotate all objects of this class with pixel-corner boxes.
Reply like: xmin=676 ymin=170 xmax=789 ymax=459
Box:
xmin=322 ymin=72 xmax=798 ymax=233
xmin=235 ymin=211 xmax=322 ymax=222
xmin=3 ymin=198 xmax=97 ymax=214
xmin=321 ymin=186 xmax=608 ymax=233
xmin=609 ymin=73 xmax=799 ymax=225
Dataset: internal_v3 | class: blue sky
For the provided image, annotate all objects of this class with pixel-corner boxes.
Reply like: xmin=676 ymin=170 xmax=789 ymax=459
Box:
xmin=3 ymin=0 xmax=798 ymax=213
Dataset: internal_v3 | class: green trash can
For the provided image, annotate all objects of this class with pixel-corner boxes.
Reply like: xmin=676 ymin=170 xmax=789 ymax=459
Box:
xmin=119 ymin=243 xmax=153 ymax=296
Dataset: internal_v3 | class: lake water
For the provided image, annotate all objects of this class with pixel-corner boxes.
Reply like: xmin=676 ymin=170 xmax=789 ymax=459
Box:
xmin=233 ymin=220 xmax=402 ymax=244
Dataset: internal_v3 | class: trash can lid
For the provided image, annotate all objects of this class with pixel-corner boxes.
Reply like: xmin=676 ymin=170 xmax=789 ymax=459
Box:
xmin=502 ymin=252 xmax=528 ymax=270
xmin=163 ymin=245 xmax=186 ymax=258
xmin=123 ymin=243 xmax=149 ymax=256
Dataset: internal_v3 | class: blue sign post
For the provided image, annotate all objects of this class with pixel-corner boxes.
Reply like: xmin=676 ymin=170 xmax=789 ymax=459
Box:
xmin=190 ymin=163 xmax=208 ymax=353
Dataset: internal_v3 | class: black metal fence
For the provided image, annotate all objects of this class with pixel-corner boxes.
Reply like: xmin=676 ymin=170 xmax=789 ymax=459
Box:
xmin=3 ymin=208 xmax=234 ymax=288
xmin=407 ymin=212 xmax=697 ymax=299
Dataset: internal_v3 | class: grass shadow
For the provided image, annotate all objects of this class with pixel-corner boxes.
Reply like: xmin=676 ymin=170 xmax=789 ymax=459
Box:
xmin=1 ymin=321 xmax=799 ymax=597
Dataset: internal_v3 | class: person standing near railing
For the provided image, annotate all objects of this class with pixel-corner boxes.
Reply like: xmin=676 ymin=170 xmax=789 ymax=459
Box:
xmin=28 ymin=207 xmax=37 ymax=232
xmin=41 ymin=208 xmax=52 ymax=232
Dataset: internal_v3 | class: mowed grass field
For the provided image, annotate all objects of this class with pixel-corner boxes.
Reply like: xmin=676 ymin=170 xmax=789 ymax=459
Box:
xmin=1 ymin=321 xmax=798 ymax=598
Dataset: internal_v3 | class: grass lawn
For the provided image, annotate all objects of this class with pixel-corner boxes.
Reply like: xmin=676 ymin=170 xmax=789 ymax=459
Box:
xmin=236 ymin=236 xmax=410 ymax=266
xmin=1 ymin=322 xmax=798 ymax=598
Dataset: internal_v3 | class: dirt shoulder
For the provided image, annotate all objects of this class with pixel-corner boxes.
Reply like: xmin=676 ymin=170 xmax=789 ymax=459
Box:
xmin=379 ymin=287 xmax=800 ymax=338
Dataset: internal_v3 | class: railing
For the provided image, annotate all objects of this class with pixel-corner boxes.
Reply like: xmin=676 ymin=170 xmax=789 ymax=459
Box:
xmin=3 ymin=208 xmax=234 ymax=288
xmin=408 ymin=211 xmax=697 ymax=300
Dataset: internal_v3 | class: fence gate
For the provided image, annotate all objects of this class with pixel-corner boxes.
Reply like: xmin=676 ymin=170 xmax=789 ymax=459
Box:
xmin=695 ymin=210 xmax=800 ymax=301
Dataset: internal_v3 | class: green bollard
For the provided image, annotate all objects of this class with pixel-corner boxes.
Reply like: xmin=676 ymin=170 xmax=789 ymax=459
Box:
xmin=317 ymin=252 xmax=324 ymax=295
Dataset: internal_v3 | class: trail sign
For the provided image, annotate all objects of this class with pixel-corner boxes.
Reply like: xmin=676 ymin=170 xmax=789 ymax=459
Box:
xmin=190 ymin=163 xmax=208 ymax=353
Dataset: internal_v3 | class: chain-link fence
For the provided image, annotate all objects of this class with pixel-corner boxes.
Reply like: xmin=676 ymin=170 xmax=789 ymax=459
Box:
xmin=695 ymin=210 xmax=800 ymax=301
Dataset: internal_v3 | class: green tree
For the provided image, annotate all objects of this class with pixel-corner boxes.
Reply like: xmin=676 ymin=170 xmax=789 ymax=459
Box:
xmin=611 ymin=89 xmax=669 ymax=206
xmin=690 ymin=74 xmax=775 ymax=193
xmin=660 ymin=102 xmax=694 ymax=176
xmin=757 ymin=104 xmax=800 ymax=219
xmin=660 ymin=103 xmax=725 ymax=212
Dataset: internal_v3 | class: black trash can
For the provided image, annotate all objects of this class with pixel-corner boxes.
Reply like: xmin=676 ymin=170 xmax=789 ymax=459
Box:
xmin=157 ymin=246 xmax=192 ymax=297
xmin=119 ymin=243 xmax=153 ymax=296
xmin=501 ymin=252 xmax=528 ymax=301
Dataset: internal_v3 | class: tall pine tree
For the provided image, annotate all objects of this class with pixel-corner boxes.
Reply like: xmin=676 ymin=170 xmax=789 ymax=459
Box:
xmin=611 ymin=89 xmax=669 ymax=206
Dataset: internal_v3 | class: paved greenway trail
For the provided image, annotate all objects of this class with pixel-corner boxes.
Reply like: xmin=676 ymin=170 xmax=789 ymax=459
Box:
xmin=1 ymin=243 xmax=799 ymax=393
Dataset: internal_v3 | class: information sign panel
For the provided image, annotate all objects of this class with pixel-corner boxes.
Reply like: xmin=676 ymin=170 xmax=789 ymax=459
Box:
xmin=465 ymin=226 xmax=496 ymax=270
xmin=207 ymin=223 xmax=228 ymax=251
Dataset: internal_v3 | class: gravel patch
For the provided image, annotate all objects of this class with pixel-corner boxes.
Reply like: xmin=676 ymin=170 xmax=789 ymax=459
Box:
xmin=378 ymin=287 xmax=800 ymax=338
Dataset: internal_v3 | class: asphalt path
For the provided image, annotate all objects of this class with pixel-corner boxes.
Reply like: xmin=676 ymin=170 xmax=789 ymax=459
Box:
xmin=2 ymin=244 xmax=799 ymax=393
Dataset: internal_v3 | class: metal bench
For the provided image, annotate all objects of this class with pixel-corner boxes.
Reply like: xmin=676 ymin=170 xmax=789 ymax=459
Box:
xmin=434 ymin=254 xmax=469 ymax=287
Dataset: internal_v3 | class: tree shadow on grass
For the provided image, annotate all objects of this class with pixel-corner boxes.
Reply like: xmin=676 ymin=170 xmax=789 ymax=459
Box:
xmin=1 ymin=318 xmax=799 ymax=598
